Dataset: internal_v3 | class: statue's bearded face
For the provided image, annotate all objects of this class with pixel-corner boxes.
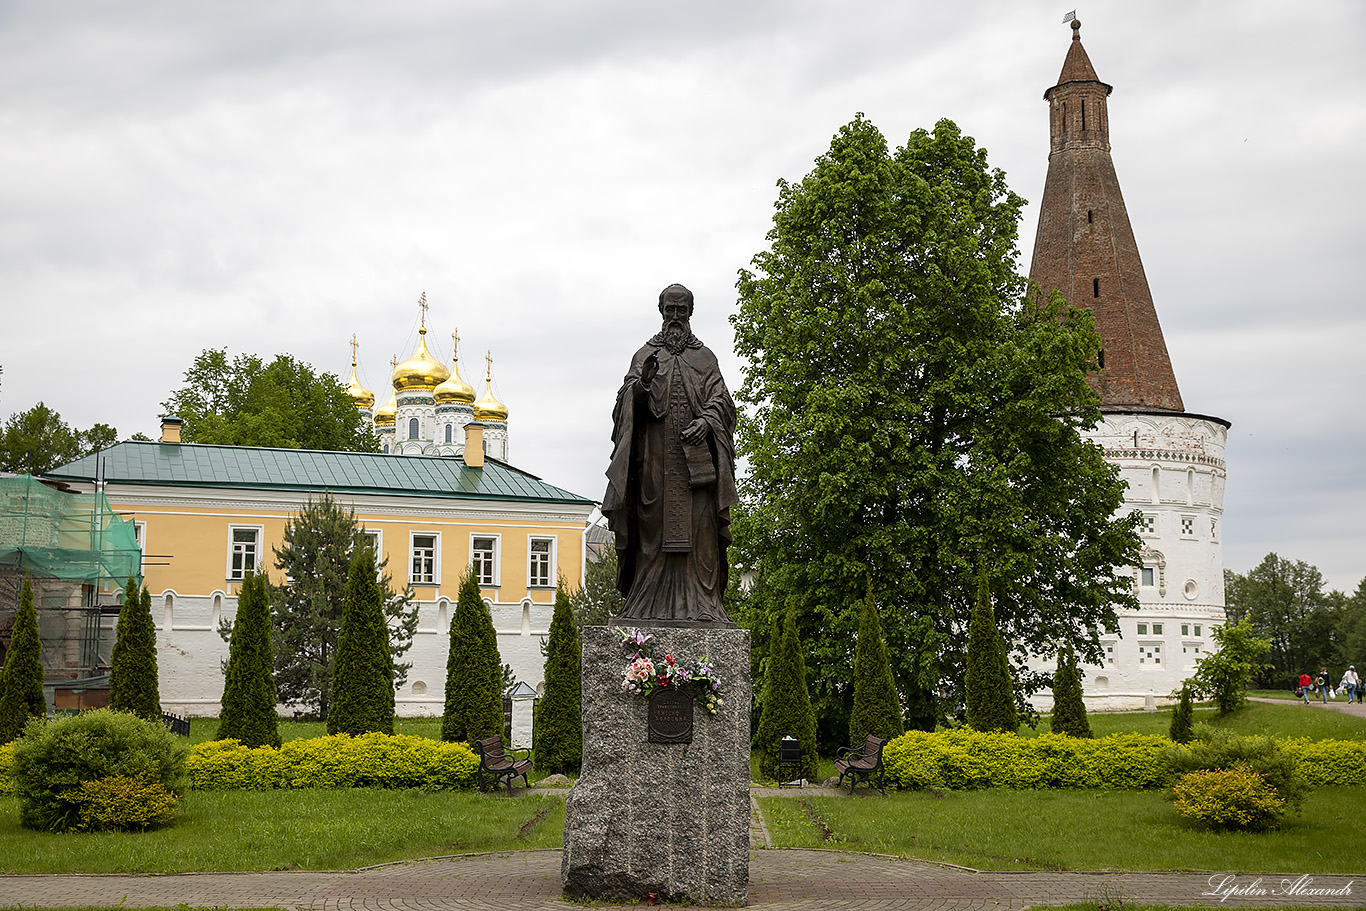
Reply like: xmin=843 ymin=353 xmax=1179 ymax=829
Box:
xmin=660 ymin=297 xmax=691 ymax=353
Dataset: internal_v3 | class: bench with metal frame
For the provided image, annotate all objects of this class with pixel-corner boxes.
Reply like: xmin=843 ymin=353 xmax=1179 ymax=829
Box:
xmin=833 ymin=734 xmax=887 ymax=795
xmin=474 ymin=735 xmax=532 ymax=794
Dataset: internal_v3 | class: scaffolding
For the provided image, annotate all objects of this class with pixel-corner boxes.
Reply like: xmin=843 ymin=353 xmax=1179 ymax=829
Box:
xmin=0 ymin=474 xmax=142 ymax=680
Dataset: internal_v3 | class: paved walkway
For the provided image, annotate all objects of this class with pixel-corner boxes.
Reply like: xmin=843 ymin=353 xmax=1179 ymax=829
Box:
xmin=1250 ymin=695 xmax=1366 ymax=716
xmin=0 ymin=849 xmax=1360 ymax=909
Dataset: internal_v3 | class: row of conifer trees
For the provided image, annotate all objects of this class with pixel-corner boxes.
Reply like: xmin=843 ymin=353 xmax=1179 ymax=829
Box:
xmin=0 ymin=574 xmax=166 ymax=744
xmin=0 ymin=547 xmax=585 ymax=777
xmin=753 ymin=574 xmax=1094 ymax=781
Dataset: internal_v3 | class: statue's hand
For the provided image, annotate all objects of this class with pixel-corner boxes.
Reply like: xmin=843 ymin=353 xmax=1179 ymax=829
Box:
xmin=641 ymin=351 xmax=659 ymax=388
xmin=681 ymin=418 xmax=709 ymax=444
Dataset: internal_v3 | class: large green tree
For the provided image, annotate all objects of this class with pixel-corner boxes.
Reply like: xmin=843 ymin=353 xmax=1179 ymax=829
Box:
xmin=328 ymin=542 xmax=395 ymax=735
xmin=1225 ymin=554 xmax=1345 ymax=686
xmin=1 ymin=403 xmax=122 ymax=475
xmin=260 ymin=493 xmax=417 ymax=719
xmin=0 ymin=576 xmax=46 ymax=743
xmin=730 ymin=116 xmax=1139 ymax=745
xmin=163 ymin=349 xmax=378 ymax=451
xmin=108 ymin=578 xmax=160 ymax=720
xmin=442 ymin=572 xmax=504 ymax=743
xmin=535 ymin=588 xmax=582 ymax=775
xmin=216 ymin=570 xmax=281 ymax=748
xmin=849 ymin=586 xmax=903 ymax=746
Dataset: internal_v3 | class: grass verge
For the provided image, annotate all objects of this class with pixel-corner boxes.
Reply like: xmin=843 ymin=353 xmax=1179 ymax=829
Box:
xmin=757 ymin=787 xmax=1366 ymax=873
xmin=1048 ymin=701 xmax=1366 ymax=741
xmin=0 ymin=790 xmax=564 ymax=874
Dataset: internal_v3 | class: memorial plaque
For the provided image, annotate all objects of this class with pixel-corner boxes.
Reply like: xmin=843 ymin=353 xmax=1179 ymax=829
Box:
xmin=647 ymin=685 xmax=694 ymax=743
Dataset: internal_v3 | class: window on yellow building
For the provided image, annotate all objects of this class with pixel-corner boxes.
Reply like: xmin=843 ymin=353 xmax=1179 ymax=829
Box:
xmin=228 ymin=526 xmax=262 ymax=581
xmin=411 ymin=533 xmax=438 ymax=585
xmin=529 ymin=537 xmax=554 ymax=588
xmin=472 ymin=535 xmax=498 ymax=586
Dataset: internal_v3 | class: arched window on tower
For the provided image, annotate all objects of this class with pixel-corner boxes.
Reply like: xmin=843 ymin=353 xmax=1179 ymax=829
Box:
xmin=445 ymin=424 xmax=452 ymax=444
xmin=409 ymin=417 xmax=420 ymax=440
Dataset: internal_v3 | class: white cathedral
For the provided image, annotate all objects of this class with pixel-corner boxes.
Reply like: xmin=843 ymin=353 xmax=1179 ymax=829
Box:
xmin=344 ymin=293 xmax=511 ymax=462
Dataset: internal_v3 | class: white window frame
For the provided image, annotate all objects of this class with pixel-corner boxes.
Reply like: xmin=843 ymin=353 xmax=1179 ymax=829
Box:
xmin=1152 ymin=623 xmax=1163 ymax=636
xmin=1180 ymin=515 xmax=1196 ymax=539
xmin=528 ymin=535 xmax=555 ymax=588
xmin=409 ymin=531 xmax=441 ymax=586
xmin=133 ymin=521 xmax=147 ymax=574
xmin=471 ymin=533 xmax=500 ymax=587
xmin=1140 ymin=566 xmax=1156 ymax=587
xmin=227 ymin=525 xmax=264 ymax=581
xmin=363 ymin=529 xmax=383 ymax=581
xmin=1140 ymin=513 xmax=1157 ymax=536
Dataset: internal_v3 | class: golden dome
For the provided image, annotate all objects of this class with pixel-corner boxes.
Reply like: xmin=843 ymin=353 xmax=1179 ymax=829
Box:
xmin=391 ymin=294 xmax=450 ymax=392
xmin=374 ymin=356 xmax=398 ymax=426
xmin=344 ymin=336 xmax=375 ymax=409
xmin=433 ymin=331 xmax=476 ymax=404
xmin=473 ymin=351 xmax=509 ymax=422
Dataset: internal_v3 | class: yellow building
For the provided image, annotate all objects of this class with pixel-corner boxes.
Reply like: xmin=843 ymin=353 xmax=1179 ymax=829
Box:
xmin=45 ymin=421 xmax=595 ymax=716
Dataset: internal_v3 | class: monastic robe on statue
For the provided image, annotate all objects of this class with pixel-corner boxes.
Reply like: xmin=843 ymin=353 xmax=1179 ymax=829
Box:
xmin=603 ymin=333 xmax=739 ymax=623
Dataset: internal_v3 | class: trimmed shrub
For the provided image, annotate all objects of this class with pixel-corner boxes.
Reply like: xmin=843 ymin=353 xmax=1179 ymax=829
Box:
xmin=535 ymin=587 xmax=582 ymax=775
xmin=10 ymin=709 xmax=188 ymax=832
xmin=0 ymin=576 xmax=46 ymax=743
xmin=69 ymin=774 xmax=178 ymax=832
xmin=965 ymin=570 xmax=1018 ymax=733
xmin=1278 ymin=737 xmax=1366 ymax=786
xmin=1164 ymin=725 xmax=1309 ymax=811
xmin=754 ymin=605 xmax=818 ymax=782
xmin=329 ymin=542 xmax=395 ymax=735
xmin=109 ymin=578 xmax=161 ymax=720
xmin=849 ymin=586 xmax=904 ymax=746
xmin=217 ymin=570 xmax=281 ymax=748
xmin=443 ymin=572 xmax=503 ymax=743
xmin=883 ymin=730 xmax=1172 ymax=790
xmin=1049 ymin=641 xmax=1091 ymax=738
xmin=1172 ymin=766 xmax=1286 ymax=830
xmin=186 ymin=733 xmax=479 ymax=790
xmin=1169 ymin=683 xmax=1195 ymax=743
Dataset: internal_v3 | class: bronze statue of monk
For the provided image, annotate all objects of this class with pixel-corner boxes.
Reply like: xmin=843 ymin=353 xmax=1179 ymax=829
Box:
xmin=602 ymin=284 xmax=738 ymax=624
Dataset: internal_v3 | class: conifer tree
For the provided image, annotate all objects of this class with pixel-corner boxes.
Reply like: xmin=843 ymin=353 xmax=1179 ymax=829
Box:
xmin=217 ymin=570 xmax=280 ymax=747
xmin=1049 ymin=641 xmax=1091 ymax=738
xmin=965 ymin=570 xmax=1018 ymax=733
xmin=328 ymin=542 xmax=395 ymax=735
xmin=108 ymin=577 xmax=161 ymax=720
xmin=0 ymin=576 xmax=46 ymax=743
xmin=443 ymin=571 xmax=502 ymax=742
xmin=755 ymin=605 xmax=818 ymax=782
xmin=849 ymin=585 xmax=904 ymax=745
xmin=535 ymin=587 xmax=582 ymax=774
xmin=1169 ymin=682 xmax=1196 ymax=743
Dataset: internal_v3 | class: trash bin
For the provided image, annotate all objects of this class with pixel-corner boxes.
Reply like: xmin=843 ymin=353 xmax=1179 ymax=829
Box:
xmin=778 ymin=736 xmax=802 ymax=787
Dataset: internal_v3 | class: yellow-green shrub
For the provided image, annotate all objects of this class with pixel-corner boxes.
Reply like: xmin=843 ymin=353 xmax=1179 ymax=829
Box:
xmin=68 ymin=774 xmax=178 ymax=831
xmin=1172 ymin=766 xmax=1285 ymax=830
xmin=0 ymin=742 xmax=12 ymax=795
xmin=882 ymin=730 xmax=1172 ymax=790
xmin=187 ymin=733 xmax=479 ymax=790
xmin=1276 ymin=738 xmax=1366 ymax=786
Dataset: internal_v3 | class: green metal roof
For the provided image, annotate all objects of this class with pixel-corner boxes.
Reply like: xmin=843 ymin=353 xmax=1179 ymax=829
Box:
xmin=45 ymin=441 xmax=595 ymax=506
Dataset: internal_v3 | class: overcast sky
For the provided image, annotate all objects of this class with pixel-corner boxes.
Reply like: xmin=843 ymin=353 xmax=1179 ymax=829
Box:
xmin=2 ymin=1 xmax=1362 ymax=593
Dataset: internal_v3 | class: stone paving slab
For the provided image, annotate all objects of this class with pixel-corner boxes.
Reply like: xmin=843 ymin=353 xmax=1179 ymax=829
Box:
xmin=0 ymin=850 xmax=1362 ymax=910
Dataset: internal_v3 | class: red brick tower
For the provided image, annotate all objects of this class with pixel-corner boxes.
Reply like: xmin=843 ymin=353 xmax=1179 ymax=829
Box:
xmin=1028 ymin=18 xmax=1184 ymax=412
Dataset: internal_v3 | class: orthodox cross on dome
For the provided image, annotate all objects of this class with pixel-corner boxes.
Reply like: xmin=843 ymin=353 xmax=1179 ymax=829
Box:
xmin=485 ymin=350 xmax=493 ymax=382
xmin=418 ymin=291 xmax=429 ymax=331
xmin=350 ymin=333 xmax=359 ymax=366
xmin=451 ymin=329 xmax=460 ymax=358
xmin=390 ymin=354 xmax=399 ymax=370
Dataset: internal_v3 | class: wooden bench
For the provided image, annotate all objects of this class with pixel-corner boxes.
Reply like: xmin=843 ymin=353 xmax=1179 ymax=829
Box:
xmin=834 ymin=734 xmax=888 ymax=795
xmin=474 ymin=736 xmax=532 ymax=794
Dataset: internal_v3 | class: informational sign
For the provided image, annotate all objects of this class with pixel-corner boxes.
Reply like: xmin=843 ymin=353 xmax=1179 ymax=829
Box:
xmin=647 ymin=685 xmax=694 ymax=743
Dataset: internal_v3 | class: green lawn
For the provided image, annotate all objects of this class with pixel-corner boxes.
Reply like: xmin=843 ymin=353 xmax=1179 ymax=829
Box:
xmin=1073 ymin=700 xmax=1366 ymax=741
xmin=758 ymin=786 xmax=1366 ymax=874
xmin=0 ymin=790 xmax=564 ymax=874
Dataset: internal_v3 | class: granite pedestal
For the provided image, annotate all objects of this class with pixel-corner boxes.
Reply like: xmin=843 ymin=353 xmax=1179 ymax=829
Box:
xmin=561 ymin=625 xmax=751 ymax=906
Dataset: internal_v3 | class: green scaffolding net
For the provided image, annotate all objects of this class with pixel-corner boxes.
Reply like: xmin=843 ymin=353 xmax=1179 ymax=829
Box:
xmin=0 ymin=475 xmax=141 ymax=588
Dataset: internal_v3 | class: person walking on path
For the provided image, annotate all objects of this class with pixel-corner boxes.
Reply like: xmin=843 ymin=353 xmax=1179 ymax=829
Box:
xmin=1317 ymin=667 xmax=1332 ymax=703
xmin=1342 ymin=666 xmax=1360 ymax=704
xmin=1300 ymin=671 xmax=1313 ymax=703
